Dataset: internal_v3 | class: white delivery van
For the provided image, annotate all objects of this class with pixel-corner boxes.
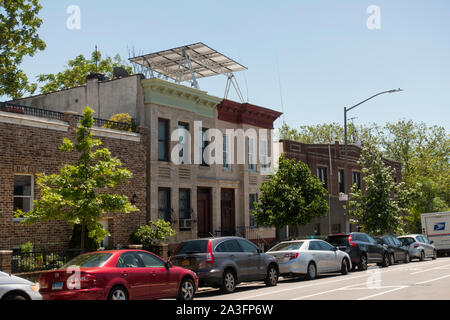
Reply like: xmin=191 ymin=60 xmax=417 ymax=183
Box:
xmin=421 ymin=211 xmax=450 ymax=255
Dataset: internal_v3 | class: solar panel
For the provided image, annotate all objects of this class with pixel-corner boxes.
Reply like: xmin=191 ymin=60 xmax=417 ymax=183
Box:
xmin=129 ymin=42 xmax=247 ymax=82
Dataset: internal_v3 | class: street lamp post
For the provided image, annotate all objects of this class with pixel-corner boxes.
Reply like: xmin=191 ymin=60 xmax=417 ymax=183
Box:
xmin=344 ymin=88 xmax=403 ymax=233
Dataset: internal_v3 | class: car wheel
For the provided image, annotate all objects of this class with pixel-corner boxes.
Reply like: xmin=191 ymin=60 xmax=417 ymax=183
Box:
xmin=341 ymin=258 xmax=349 ymax=275
xmin=404 ymin=252 xmax=410 ymax=263
xmin=381 ymin=253 xmax=390 ymax=267
xmin=358 ymin=254 xmax=368 ymax=271
xmin=3 ymin=292 xmax=28 ymax=300
xmin=177 ymin=278 xmax=195 ymax=301
xmin=419 ymin=251 xmax=425 ymax=261
xmin=432 ymin=250 xmax=437 ymax=260
xmin=305 ymin=262 xmax=317 ymax=280
xmin=221 ymin=269 xmax=237 ymax=293
xmin=108 ymin=286 xmax=128 ymax=301
xmin=390 ymin=254 xmax=395 ymax=266
xmin=264 ymin=265 xmax=279 ymax=287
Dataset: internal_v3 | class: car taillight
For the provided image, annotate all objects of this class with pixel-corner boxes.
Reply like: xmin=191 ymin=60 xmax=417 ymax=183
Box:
xmin=413 ymin=243 xmax=420 ymax=248
xmin=349 ymin=235 xmax=357 ymax=247
xmin=383 ymin=244 xmax=389 ymax=249
xmin=206 ymin=240 xmax=215 ymax=263
xmin=284 ymin=253 xmax=299 ymax=260
xmin=71 ymin=273 xmax=97 ymax=289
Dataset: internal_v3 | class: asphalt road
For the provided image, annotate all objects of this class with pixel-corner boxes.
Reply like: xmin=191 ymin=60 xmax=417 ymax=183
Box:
xmin=195 ymin=257 xmax=450 ymax=300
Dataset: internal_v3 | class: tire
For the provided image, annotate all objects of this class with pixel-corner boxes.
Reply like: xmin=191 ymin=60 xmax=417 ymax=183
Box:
xmin=404 ymin=252 xmax=410 ymax=263
xmin=419 ymin=251 xmax=425 ymax=262
xmin=358 ymin=254 xmax=368 ymax=271
xmin=305 ymin=262 xmax=317 ymax=280
xmin=381 ymin=253 xmax=390 ymax=267
xmin=177 ymin=277 xmax=195 ymax=301
xmin=221 ymin=269 xmax=237 ymax=293
xmin=3 ymin=292 xmax=28 ymax=300
xmin=108 ymin=286 xmax=129 ymax=300
xmin=341 ymin=258 xmax=349 ymax=275
xmin=390 ymin=254 xmax=395 ymax=266
xmin=432 ymin=250 xmax=437 ymax=260
xmin=264 ymin=264 xmax=279 ymax=287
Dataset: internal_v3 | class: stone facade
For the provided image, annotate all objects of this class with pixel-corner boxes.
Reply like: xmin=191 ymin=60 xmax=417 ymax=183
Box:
xmin=280 ymin=139 xmax=402 ymax=238
xmin=0 ymin=109 xmax=147 ymax=251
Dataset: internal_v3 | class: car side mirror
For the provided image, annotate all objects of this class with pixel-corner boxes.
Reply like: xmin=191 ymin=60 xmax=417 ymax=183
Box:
xmin=430 ymin=241 xmax=434 ymax=244
xmin=332 ymin=246 xmax=338 ymax=251
xmin=257 ymin=248 xmax=262 ymax=254
xmin=165 ymin=261 xmax=172 ymax=269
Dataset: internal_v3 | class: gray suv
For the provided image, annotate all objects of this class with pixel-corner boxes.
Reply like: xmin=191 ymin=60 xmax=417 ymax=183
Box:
xmin=169 ymin=236 xmax=279 ymax=293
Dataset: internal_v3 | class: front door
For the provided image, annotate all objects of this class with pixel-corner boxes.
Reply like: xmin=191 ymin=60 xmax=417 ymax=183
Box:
xmin=221 ymin=189 xmax=235 ymax=236
xmin=197 ymin=188 xmax=212 ymax=238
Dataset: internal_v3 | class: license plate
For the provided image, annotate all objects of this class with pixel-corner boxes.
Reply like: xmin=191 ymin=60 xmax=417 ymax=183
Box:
xmin=181 ymin=259 xmax=190 ymax=266
xmin=52 ymin=282 xmax=63 ymax=290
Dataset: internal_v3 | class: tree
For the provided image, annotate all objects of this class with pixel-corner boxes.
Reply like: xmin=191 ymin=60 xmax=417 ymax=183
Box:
xmin=130 ymin=220 xmax=176 ymax=249
xmin=37 ymin=50 xmax=133 ymax=93
xmin=348 ymin=143 xmax=410 ymax=235
xmin=15 ymin=107 xmax=138 ymax=251
xmin=252 ymin=155 xmax=329 ymax=232
xmin=0 ymin=0 xmax=46 ymax=98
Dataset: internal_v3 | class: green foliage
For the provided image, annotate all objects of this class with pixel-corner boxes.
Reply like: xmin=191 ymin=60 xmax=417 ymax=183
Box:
xmin=130 ymin=220 xmax=176 ymax=248
xmin=103 ymin=113 xmax=133 ymax=132
xmin=14 ymin=106 xmax=139 ymax=251
xmin=252 ymin=155 xmax=329 ymax=229
xmin=348 ymin=143 xmax=411 ymax=235
xmin=0 ymin=0 xmax=46 ymax=98
xmin=69 ymin=223 xmax=101 ymax=251
xmin=19 ymin=241 xmax=34 ymax=253
xmin=37 ymin=51 xmax=133 ymax=93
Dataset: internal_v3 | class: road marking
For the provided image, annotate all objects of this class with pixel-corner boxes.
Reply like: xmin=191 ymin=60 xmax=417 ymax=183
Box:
xmin=234 ymin=260 xmax=447 ymax=300
xmin=415 ymin=274 xmax=450 ymax=285
xmin=357 ymin=286 xmax=408 ymax=300
xmin=292 ymin=283 xmax=363 ymax=300
xmin=410 ymin=264 xmax=450 ymax=275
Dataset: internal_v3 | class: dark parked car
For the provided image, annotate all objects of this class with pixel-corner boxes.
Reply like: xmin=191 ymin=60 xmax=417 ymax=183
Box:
xmin=375 ymin=235 xmax=410 ymax=265
xmin=326 ymin=232 xmax=390 ymax=271
xmin=169 ymin=237 xmax=279 ymax=293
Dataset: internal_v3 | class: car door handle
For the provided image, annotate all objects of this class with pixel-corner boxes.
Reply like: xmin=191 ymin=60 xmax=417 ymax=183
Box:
xmin=120 ymin=272 xmax=128 ymax=277
xmin=151 ymin=272 xmax=157 ymax=277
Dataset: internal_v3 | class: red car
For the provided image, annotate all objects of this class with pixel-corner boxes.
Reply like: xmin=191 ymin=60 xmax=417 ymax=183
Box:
xmin=38 ymin=249 xmax=198 ymax=300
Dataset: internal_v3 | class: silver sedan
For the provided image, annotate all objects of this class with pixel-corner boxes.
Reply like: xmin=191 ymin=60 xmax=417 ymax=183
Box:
xmin=0 ymin=271 xmax=42 ymax=300
xmin=266 ymin=239 xmax=352 ymax=280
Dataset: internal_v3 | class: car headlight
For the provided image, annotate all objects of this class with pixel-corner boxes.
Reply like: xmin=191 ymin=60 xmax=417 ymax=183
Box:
xmin=31 ymin=285 xmax=39 ymax=293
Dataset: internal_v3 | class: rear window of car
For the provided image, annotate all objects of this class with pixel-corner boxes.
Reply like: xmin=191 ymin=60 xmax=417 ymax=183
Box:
xmin=399 ymin=237 xmax=415 ymax=245
xmin=327 ymin=235 xmax=349 ymax=246
xmin=173 ymin=240 xmax=208 ymax=255
xmin=62 ymin=252 xmax=112 ymax=268
xmin=268 ymin=241 xmax=304 ymax=252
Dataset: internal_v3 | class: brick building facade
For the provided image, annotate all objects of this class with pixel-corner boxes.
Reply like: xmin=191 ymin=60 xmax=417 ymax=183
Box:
xmin=0 ymin=108 xmax=147 ymax=251
xmin=280 ymin=139 xmax=402 ymax=238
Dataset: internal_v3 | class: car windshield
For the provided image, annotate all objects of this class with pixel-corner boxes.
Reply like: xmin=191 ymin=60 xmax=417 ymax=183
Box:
xmin=327 ymin=235 xmax=349 ymax=246
xmin=173 ymin=240 xmax=208 ymax=255
xmin=268 ymin=241 xmax=304 ymax=252
xmin=61 ymin=252 xmax=112 ymax=268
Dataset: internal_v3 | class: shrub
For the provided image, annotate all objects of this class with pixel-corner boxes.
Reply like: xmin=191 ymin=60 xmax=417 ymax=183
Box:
xmin=130 ymin=220 xmax=175 ymax=249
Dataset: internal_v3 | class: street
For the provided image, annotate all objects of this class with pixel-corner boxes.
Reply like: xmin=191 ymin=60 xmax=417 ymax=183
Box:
xmin=195 ymin=257 xmax=450 ymax=300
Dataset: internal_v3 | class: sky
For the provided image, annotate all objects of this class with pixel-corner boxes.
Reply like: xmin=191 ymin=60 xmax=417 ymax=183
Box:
xmin=10 ymin=0 xmax=450 ymax=131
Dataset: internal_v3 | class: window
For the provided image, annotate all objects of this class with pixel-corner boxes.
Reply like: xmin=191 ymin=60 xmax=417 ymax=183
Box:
xmin=352 ymin=171 xmax=361 ymax=190
xmin=247 ymin=137 xmax=256 ymax=172
xmin=14 ymin=175 xmax=33 ymax=218
xmin=62 ymin=253 xmax=112 ymax=268
xmin=237 ymin=239 xmax=259 ymax=253
xmin=179 ymin=189 xmax=191 ymax=230
xmin=249 ymin=193 xmax=258 ymax=228
xmin=117 ymin=252 xmax=143 ymax=268
xmin=318 ymin=241 xmax=335 ymax=251
xmin=215 ymin=240 xmax=242 ymax=253
xmin=200 ymin=128 xmax=209 ymax=166
xmin=366 ymin=235 xmax=377 ymax=244
xmin=178 ymin=122 xmax=189 ymax=164
xmin=308 ymin=241 xmax=321 ymax=251
xmin=317 ymin=167 xmax=328 ymax=190
xmin=260 ymin=140 xmax=269 ymax=173
xmin=223 ymin=134 xmax=231 ymax=171
xmin=332 ymin=224 xmax=341 ymax=234
xmin=158 ymin=188 xmax=171 ymax=222
xmin=158 ymin=119 xmax=169 ymax=161
xmin=135 ymin=252 xmax=166 ymax=268
xmin=268 ymin=241 xmax=304 ymax=252
xmin=173 ymin=240 xmax=208 ymax=255
xmin=338 ymin=170 xmax=345 ymax=193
